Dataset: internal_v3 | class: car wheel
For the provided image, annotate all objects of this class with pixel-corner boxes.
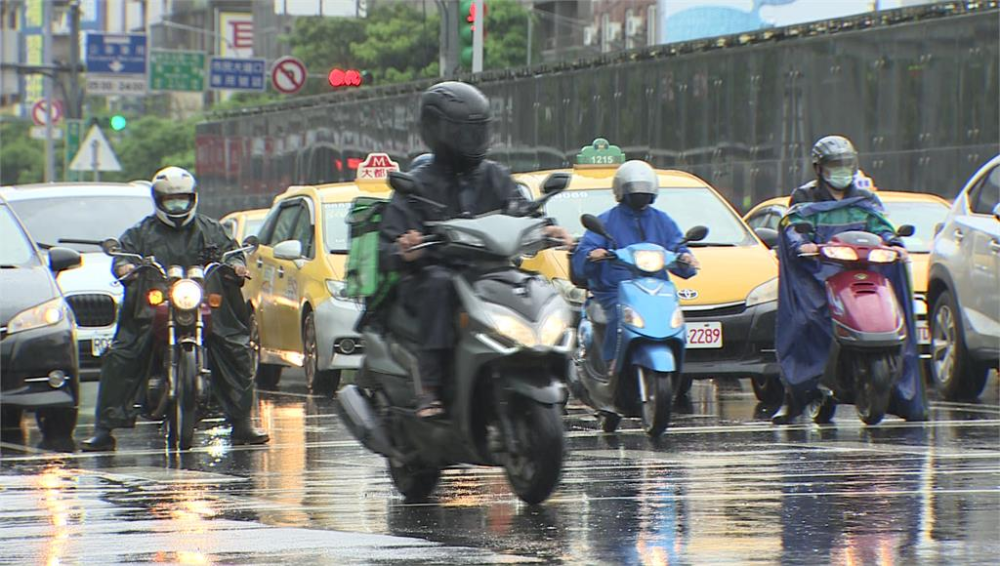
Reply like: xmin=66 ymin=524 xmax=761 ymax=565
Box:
xmin=303 ymin=312 xmax=341 ymax=397
xmin=751 ymin=375 xmax=784 ymax=406
xmin=250 ymin=311 xmax=282 ymax=390
xmin=930 ymin=290 xmax=989 ymax=400
xmin=35 ymin=407 xmax=77 ymax=440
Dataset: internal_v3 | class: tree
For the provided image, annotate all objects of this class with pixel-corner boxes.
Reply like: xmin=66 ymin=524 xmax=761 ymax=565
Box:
xmin=351 ymin=3 xmax=440 ymax=84
xmin=483 ymin=0 xmax=539 ymax=70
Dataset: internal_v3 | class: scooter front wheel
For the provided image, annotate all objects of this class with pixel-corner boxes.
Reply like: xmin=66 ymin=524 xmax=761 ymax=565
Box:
xmin=503 ymin=401 xmax=564 ymax=505
xmin=388 ymin=459 xmax=441 ymax=503
xmin=855 ymin=354 xmax=894 ymax=426
xmin=640 ymin=369 xmax=673 ymax=437
xmin=169 ymin=348 xmax=198 ymax=450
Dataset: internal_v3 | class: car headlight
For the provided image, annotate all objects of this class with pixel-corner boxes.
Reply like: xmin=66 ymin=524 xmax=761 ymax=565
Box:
xmin=170 ymin=279 xmax=203 ymax=311
xmin=671 ymin=308 xmax=685 ymax=329
xmin=622 ymin=306 xmax=645 ymax=328
xmin=6 ymin=298 xmax=67 ymax=335
xmin=746 ymin=277 xmax=779 ymax=308
xmin=326 ymin=279 xmax=350 ymax=300
xmin=492 ymin=314 xmax=538 ymax=348
xmin=552 ymin=278 xmax=587 ymax=305
xmin=868 ymin=249 xmax=899 ymax=263
xmin=633 ymin=250 xmax=666 ymax=273
xmin=539 ymin=312 xmax=570 ymax=346
xmin=821 ymin=246 xmax=859 ymax=261
xmin=913 ymin=296 xmax=928 ymax=316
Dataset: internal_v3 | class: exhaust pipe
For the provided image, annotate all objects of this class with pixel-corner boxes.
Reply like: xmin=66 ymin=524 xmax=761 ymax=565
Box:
xmin=336 ymin=385 xmax=396 ymax=458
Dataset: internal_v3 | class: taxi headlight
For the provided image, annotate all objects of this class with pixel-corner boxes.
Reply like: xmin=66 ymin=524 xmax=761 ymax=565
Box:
xmin=746 ymin=277 xmax=779 ymax=308
xmin=671 ymin=308 xmax=685 ymax=329
xmin=821 ymin=246 xmax=859 ymax=261
xmin=868 ymin=249 xmax=899 ymax=263
xmin=539 ymin=313 xmax=570 ymax=346
xmin=6 ymin=298 xmax=67 ymax=335
xmin=552 ymin=278 xmax=587 ymax=305
xmin=623 ymin=306 xmax=645 ymax=329
xmin=170 ymin=279 xmax=203 ymax=311
xmin=913 ymin=297 xmax=928 ymax=316
xmin=633 ymin=250 xmax=666 ymax=273
xmin=326 ymin=279 xmax=350 ymax=300
xmin=492 ymin=314 xmax=537 ymax=348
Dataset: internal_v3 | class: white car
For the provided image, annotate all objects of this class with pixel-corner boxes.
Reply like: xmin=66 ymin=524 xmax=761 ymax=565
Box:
xmin=928 ymin=155 xmax=1000 ymax=400
xmin=0 ymin=183 xmax=154 ymax=380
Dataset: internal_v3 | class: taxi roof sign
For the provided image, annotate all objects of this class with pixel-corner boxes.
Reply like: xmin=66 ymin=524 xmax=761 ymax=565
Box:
xmin=356 ymin=153 xmax=400 ymax=180
xmin=576 ymin=138 xmax=625 ymax=167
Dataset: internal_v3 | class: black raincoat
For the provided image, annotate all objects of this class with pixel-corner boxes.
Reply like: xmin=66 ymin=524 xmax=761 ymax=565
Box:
xmin=94 ymin=215 xmax=254 ymax=429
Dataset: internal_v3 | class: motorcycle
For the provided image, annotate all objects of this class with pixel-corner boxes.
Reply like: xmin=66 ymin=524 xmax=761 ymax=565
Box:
xmin=569 ymin=214 xmax=708 ymax=437
xmin=337 ymin=171 xmax=575 ymax=505
xmin=99 ymin=236 xmax=259 ymax=449
xmin=794 ymin=223 xmax=916 ymax=425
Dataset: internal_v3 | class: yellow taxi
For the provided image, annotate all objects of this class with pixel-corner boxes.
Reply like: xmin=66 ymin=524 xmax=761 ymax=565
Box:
xmin=744 ymin=189 xmax=953 ymax=357
xmin=515 ymin=139 xmax=782 ymax=402
xmin=220 ymin=207 xmax=269 ymax=243
xmin=244 ymin=153 xmax=398 ymax=394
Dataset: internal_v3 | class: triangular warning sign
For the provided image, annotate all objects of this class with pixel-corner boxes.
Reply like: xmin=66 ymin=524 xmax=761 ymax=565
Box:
xmin=69 ymin=125 xmax=122 ymax=172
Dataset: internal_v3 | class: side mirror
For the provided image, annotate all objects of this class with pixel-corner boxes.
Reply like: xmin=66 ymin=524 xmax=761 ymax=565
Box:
xmin=793 ymin=222 xmax=815 ymax=235
xmin=581 ymin=214 xmax=617 ymax=247
xmin=242 ymin=235 xmax=260 ymax=253
xmin=101 ymin=238 xmax=121 ymax=255
xmin=541 ymin=172 xmax=571 ymax=195
xmin=273 ymin=240 xmax=303 ymax=261
xmin=684 ymin=225 xmax=709 ymax=243
xmin=755 ymin=227 xmax=779 ymax=249
xmin=48 ymin=247 xmax=82 ymax=273
xmin=896 ymin=224 xmax=916 ymax=238
xmin=993 ymin=203 xmax=1000 ymax=222
xmin=388 ymin=171 xmax=419 ymax=196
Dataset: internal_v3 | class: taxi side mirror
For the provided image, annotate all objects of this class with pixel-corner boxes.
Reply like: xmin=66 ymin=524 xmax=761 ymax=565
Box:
xmin=755 ymin=228 xmax=779 ymax=249
xmin=273 ymin=240 xmax=303 ymax=260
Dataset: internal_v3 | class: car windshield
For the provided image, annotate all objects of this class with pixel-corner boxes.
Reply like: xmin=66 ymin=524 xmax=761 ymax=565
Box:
xmin=7 ymin=195 xmax=152 ymax=252
xmin=0 ymin=205 xmax=40 ymax=267
xmin=323 ymin=203 xmax=351 ymax=252
xmin=883 ymin=200 xmax=950 ymax=253
xmin=546 ymin=187 xmax=754 ymax=246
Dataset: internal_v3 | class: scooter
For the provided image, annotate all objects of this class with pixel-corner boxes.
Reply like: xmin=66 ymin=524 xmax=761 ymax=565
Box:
xmin=568 ymin=214 xmax=708 ymax=437
xmin=795 ymin=224 xmax=916 ymax=425
xmin=337 ymin=172 xmax=575 ymax=505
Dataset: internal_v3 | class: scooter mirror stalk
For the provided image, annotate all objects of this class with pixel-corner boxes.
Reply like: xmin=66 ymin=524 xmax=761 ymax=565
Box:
xmin=581 ymin=214 xmax=617 ymax=247
xmin=101 ymin=238 xmax=121 ymax=255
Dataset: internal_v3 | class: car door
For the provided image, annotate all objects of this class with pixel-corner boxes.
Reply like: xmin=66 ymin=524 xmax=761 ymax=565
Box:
xmin=276 ymin=197 xmax=318 ymax=357
xmin=258 ymin=201 xmax=305 ymax=357
xmin=965 ymin=164 xmax=1000 ymax=351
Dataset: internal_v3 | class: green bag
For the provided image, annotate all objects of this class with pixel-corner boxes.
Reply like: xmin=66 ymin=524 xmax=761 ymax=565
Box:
xmin=345 ymin=197 xmax=398 ymax=307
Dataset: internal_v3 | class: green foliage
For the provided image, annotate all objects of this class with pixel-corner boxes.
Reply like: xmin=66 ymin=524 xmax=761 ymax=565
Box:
xmin=0 ymin=121 xmax=46 ymax=185
xmin=483 ymin=0 xmax=538 ymax=70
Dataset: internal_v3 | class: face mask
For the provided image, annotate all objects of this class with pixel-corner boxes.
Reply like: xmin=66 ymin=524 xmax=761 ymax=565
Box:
xmin=625 ymin=193 xmax=655 ymax=210
xmin=163 ymin=197 xmax=191 ymax=214
xmin=823 ymin=167 xmax=855 ymax=190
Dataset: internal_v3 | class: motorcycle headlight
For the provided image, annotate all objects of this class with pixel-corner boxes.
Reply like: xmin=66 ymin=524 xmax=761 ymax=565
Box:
xmin=492 ymin=314 xmax=538 ymax=348
xmin=868 ymin=249 xmax=899 ymax=263
xmin=170 ymin=279 xmax=203 ymax=311
xmin=623 ymin=306 xmax=645 ymax=329
xmin=633 ymin=250 xmax=666 ymax=273
xmin=671 ymin=308 xmax=685 ymax=329
xmin=746 ymin=277 xmax=779 ymax=308
xmin=821 ymin=246 xmax=859 ymax=261
xmin=552 ymin=278 xmax=587 ymax=305
xmin=6 ymin=298 xmax=67 ymax=335
xmin=326 ymin=279 xmax=350 ymax=300
xmin=447 ymin=229 xmax=485 ymax=248
xmin=539 ymin=312 xmax=570 ymax=346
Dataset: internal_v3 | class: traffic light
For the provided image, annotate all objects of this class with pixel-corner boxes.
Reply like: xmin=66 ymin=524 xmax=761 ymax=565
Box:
xmin=459 ymin=0 xmax=486 ymax=69
xmin=110 ymin=115 xmax=127 ymax=131
xmin=328 ymin=68 xmax=366 ymax=88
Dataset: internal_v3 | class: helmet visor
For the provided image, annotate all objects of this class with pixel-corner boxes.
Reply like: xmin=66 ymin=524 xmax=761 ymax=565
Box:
xmin=448 ymin=120 xmax=490 ymax=160
xmin=158 ymin=194 xmax=196 ymax=215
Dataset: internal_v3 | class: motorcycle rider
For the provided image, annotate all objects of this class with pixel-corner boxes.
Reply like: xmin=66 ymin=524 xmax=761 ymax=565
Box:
xmin=377 ymin=81 xmax=570 ymax=418
xmin=82 ymin=167 xmax=270 ymax=450
xmin=571 ymin=160 xmax=700 ymax=375
xmin=771 ymin=137 xmax=925 ymax=424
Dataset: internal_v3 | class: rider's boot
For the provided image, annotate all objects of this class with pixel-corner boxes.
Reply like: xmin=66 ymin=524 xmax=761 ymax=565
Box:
xmin=231 ymin=417 xmax=270 ymax=445
xmin=771 ymin=390 xmax=803 ymax=425
xmin=81 ymin=427 xmax=117 ymax=451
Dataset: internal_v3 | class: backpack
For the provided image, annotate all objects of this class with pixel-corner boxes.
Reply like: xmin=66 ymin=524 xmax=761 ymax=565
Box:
xmin=345 ymin=197 xmax=398 ymax=309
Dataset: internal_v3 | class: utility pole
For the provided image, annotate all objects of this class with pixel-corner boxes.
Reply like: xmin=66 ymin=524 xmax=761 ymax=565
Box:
xmin=472 ymin=0 xmax=483 ymax=73
xmin=68 ymin=1 xmax=81 ymax=119
xmin=42 ymin=0 xmax=54 ymax=182
xmin=438 ymin=0 xmax=460 ymax=78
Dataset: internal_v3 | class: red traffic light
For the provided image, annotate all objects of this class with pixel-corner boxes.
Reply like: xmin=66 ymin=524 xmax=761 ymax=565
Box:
xmin=328 ymin=68 xmax=364 ymax=88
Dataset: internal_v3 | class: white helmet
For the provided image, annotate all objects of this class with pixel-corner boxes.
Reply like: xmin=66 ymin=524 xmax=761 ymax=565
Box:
xmin=151 ymin=166 xmax=198 ymax=228
xmin=613 ymin=160 xmax=659 ymax=209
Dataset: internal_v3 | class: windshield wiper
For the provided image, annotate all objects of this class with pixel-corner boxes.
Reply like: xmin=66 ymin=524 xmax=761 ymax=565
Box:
xmin=1 ymin=264 xmax=20 ymax=269
xmin=329 ymin=249 xmax=349 ymax=255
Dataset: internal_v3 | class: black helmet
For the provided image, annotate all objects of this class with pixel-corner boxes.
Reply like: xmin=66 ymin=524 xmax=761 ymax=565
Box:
xmin=811 ymin=135 xmax=859 ymax=190
xmin=419 ymin=81 xmax=491 ymax=170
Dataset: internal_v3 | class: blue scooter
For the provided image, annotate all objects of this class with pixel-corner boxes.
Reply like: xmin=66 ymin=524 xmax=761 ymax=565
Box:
xmin=568 ymin=214 xmax=708 ymax=437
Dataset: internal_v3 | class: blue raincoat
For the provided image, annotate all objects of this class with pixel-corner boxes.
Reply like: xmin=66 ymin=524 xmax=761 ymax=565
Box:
xmin=776 ymin=196 xmax=927 ymax=420
xmin=572 ymin=204 xmax=696 ymax=361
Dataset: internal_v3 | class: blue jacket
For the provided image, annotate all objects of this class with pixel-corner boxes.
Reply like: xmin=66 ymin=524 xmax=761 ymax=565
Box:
xmin=572 ymin=204 xmax=696 ymax=305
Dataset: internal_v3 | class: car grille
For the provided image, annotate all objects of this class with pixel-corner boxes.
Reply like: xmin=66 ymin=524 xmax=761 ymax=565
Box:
xmin=78 ymin=342 xmax=102 ymax=371
xmin=683 ymin=302 xmax=747 ymax=318
xmin=66 ymin=294 xmax=117 ymax=327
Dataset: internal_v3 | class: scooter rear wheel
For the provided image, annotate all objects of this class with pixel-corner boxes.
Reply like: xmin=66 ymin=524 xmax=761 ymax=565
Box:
xmin=640 ymin=369 xmax=673 ymax=437
xmin=388 ymin=459 xmax=440 ymax=503
xmin=599 ymin=412 xmax=621 ymax=433
xmin=855 ymin=354 xmax=893 ymax=426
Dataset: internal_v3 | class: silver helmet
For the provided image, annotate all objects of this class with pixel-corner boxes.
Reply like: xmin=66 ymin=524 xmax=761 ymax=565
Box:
xmin=151 ymin=166 xmax=198 ymax=228
xmin=613 ymin=160 xmax=659 ymax=209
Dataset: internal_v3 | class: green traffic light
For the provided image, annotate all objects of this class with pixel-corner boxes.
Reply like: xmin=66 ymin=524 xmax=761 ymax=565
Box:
xmin=110 ymin=115 xmax=127 ymax=131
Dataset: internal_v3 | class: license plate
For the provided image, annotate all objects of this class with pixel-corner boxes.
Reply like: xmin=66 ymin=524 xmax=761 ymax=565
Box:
xmin=917 ymin=321 xmax=930 ymax=346
xmin=91 ymin=337 xmax=113 ymax=357
xmin=687 ymin=322 xmax=723 ymax=349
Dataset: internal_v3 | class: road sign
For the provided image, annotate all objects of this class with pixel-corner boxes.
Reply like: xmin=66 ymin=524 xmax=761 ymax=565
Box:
xmin=356 ymin=153 xmax=400 ymax=180
xmin=31 ymin=99 xmax=63 ymax=126
xmin=64 ymin=120 xmax=83 ymax=182
xmin=30 ymin=126 xmax=63 ymax=140
xmin=85 ymin=33 xmax=147 ymax=74
xmin=86 ymin=74 xmax=147 ymax=96
xmin=209 ymin=57 xmax=266 ymax=91
xmin=69 ymin=125 xmax=122 ymax=176
xmin=271 ymin=56 xmax=307 ymax=95
xmin=149 ymin=50 xmax=206 ymax=92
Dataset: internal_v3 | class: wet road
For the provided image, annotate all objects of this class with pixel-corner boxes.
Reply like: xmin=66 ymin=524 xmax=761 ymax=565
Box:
xmin=2 ymin=371 xmax=999 ymax=565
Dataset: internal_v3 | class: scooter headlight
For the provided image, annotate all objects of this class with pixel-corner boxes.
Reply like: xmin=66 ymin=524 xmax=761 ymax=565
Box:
xmin=539 ymin=312 xmax=570 ymax=346
xmin=623 ymin=306 xmax=645 ymax=329
xmin=170 ymin=279 xmax=203 ymax=311
xmin=633 ymin=250 xmax=666 ymax=273
xmin=670 ymin=308 xmax=685 ymax=329
xmin=492 ymin=314 xmax=537 ymax=348
xmin=868 ymin=248 xmax=899 ymax=263
xmin=821 ymin=246 xmax=859 ymax=261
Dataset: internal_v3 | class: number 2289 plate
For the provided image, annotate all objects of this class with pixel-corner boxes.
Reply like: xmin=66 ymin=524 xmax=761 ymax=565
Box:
xmin=687 ymin=322 xmax=723 ymax=349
